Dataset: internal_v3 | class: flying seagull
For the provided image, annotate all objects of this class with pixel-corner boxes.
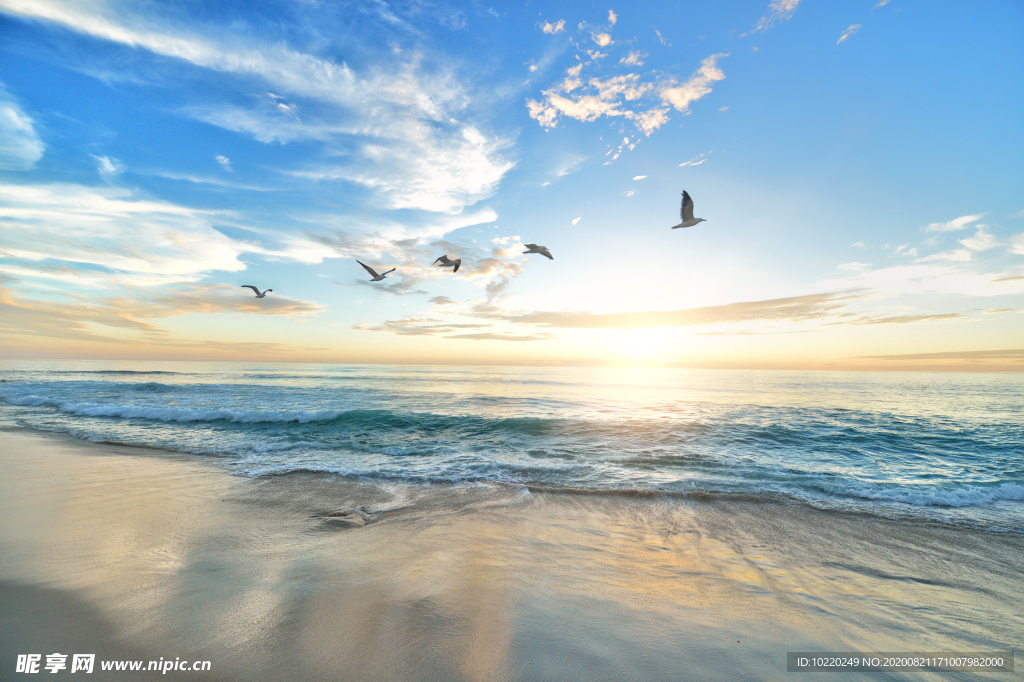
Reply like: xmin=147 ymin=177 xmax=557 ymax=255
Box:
xmin=433 ymin=255 xmax=461 ymax=273
xmin=241 ymin=285 xmax=272 ymax=298
xmin=671 ymin=191 xmax=706 ymax=229
xmin=357 ymin=260 xmax=396 ymax=281
xmin=522 ymin=244 xmax=553 ymax=260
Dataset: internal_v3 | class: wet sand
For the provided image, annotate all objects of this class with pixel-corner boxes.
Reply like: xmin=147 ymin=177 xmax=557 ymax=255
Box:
xmin=1 ymin=428 xmax=1020 ymax=681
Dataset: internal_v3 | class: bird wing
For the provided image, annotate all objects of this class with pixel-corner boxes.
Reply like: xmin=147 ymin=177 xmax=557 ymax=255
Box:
xmin=382 ymin=268 xmax=396 ymax=276
xmin=542 ymin=249 xmax=553 ymax=260
xmin=433 ymin=255 xmax=447 ymax=265
xmin=452 ymin=260 xmax=461 ymax=273
xmin=356 ymin=260 xmax=379 ymax=277
xmin=681 ymin=191 xmax=695 ymax=222
xmin=241 ymin=285 xmax=260 ymax=295
xmin=524 ymin=244 xmax=536 ymax=249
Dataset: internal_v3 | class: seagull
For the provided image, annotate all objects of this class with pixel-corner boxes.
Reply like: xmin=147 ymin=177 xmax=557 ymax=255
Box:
xmin=433 ymin=255 xmax=461 ymax=273
xmin=522 ymin=244 xmax=553 ymax=260
xmin=671 ymin=190 xmax=706 ymax=229
xmin=357 ymin=260 xmax=396 ymax=281
xmin=241 ymin=285 xmax=272 ymax=298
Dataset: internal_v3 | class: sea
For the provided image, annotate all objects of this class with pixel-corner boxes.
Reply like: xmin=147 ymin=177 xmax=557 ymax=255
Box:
xmin=1 ymin=361 xmax=1022 ymax=533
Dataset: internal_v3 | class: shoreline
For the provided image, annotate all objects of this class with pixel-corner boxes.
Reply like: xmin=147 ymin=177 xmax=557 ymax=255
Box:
xmin=4 ymin=422 xmax=1022 ymax=537
xmin=2 ymin=427 xmax=1021 ymax=681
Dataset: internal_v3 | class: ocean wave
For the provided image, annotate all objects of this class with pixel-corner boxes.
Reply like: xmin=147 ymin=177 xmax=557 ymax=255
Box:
xmin=132 ymin=382 xmax=176 ymax=393
xmin=827 ymin=482 xmax=1024 ymax=508
xmin=74 ymin=370 xmax=187 ymax=375
xmin=5 ymin=395 xmax=348 ymax=424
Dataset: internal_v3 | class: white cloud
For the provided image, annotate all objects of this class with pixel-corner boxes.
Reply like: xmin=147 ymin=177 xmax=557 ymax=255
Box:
xmin=837 ymin=24 xmax=862 ymax=45
xmin=0 ymin=183 xmax=260 ymax=286
xmin=527 ymin=53 xmax=725 ymax=137
xmin=215 ymin=155 xmax=233 ymax=172
xmin=838 ymin=262 xmax=871 ymax=271
xmin=608 ymin=10 xmax=617 ymax=26
xmin=620 ymin=51 xmax=645 ymax=67
xmin=288 ymin=127 xmax=513 ymax=214
xmin=748 ymin=0 xmax=803 ymax=34
xmin=0 ymin=84 xmax=44 ymax=171
xmin=633 ymin=175 xmax=647 ymax=180
xmin=1010 ymin=233 xmax=1024 ymax=255
xmin=820 ymin=260 xmax=1024 ymax=298
xmin=925 ymin=213 xmax=986 ymax=233
xmin=593 ymin=33 xmax=613 ymax=47
xmin=624 ymin=189 xmax=635 ymax=197
xmin=627 ymin=108 xmax=669 ymax=136
xmin=91 ymin=155 xmax=122 ymax=175
xmin=874 ymin=0 xmax=890 ymax=7
xmin=660 ymin=53 xmax=728 ymax=114
xmin=679 ymin=151 xmax=712 ymax=167
xmin=959 ymin=226 xmax=998 ymax=252
xmin=541 ymin=19 xmax=565 ymax=34
xmin=1 ymin=1 xmax=512 ymax=215
xmin=571 ymin=216 xmax=581 ymax=225
xmin=719 ymin=106 xmax=729 ymax=112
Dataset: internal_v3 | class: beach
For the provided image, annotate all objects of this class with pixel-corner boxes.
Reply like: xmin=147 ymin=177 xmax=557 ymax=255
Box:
xmin=2 ymin=427 xmax=1019 ymax=681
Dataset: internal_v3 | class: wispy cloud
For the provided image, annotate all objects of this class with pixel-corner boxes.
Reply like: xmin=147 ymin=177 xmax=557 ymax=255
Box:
xmin=215 ymin=155 xmax=233 ymax=172
xmin=527 ymin=53 xmax=726 ymax=137
xmin=620 ymin=50 xmax=645 ymax=66
xmin=1 ymin=0 xmax=513 ymax=215
xmin=496 ymin=291 xmax=863 ymax=329
xmin=855 ymin=348 xmax=1024 ymax=361
xmin=0 ymin=83 xmax=44 ymax=171
xmin=91 ymin=154 xmax=122 ymax=176
xmin=541 ymin=19 xmax=565 ymax=34
xmin=834 ymin=312 xmax=962 ymax=325
xmin=959 ymin=226 xmax=998 ymax=252
xmin=748 ymin=0 xmax=803 ymax=34
xmin=608 ymin=10 xmax=617 ymax=26
xmin=678 ymin=151 xmax=712 ymax=167
xmin=354 ymin=315 xmax=552 ymax=341
xmin=925 ymin=213 xmax=986 ymax=232
xmin=837 ymin=24 xmax=862 ymax=44
xmin=1010 ymin=233 xmax=1024 ymax=255
xmin=0 ymin=283 xmax=323 ymax=344
xmin=660 ymin=54 xmax=728 ymax=114
xmin=0 ymin=183 xmax=260 ymax=287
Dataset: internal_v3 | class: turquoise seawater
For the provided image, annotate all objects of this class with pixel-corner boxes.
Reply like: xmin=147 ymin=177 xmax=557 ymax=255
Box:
xmin=1 ymin=361 xmax=1022 ymax=532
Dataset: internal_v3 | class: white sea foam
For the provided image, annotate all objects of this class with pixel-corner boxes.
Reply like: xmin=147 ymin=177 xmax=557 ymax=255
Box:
xmin=833 ymin=482 xmax=1024 ymax=508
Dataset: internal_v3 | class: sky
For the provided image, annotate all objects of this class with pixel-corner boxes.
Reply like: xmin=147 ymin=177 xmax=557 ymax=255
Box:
xmin=1 ymin=0 xmax=1022 ymax=370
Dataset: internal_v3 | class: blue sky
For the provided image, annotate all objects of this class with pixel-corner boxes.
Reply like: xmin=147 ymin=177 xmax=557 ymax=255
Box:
xmin=1 ymin=0 xmax=1022 ymax=369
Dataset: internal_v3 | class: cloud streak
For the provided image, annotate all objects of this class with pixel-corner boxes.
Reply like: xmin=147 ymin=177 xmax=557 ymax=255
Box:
xmin=0 ymin=0 xmax=513 ymax=214
xmin=925 ymin=213 xmax=986 ymax=233
xmin=748 ymin=0 xmax=803 ymax=34
xmin=0 ymin=284 xmax=323 ymax=344
xmin=497 ymin=291 xmax=863 ymax=329
xmin=0 ymin=83 xmax=44 ymax=170
xmin=837 ymin=24 xmax=862 ymax=45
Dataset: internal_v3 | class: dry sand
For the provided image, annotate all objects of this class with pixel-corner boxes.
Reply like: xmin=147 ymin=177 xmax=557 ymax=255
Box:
xmin=1 ymin=428 xmax=1020 ymax=681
